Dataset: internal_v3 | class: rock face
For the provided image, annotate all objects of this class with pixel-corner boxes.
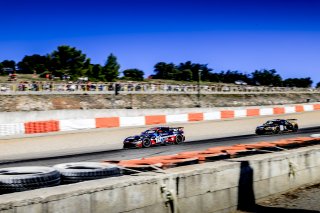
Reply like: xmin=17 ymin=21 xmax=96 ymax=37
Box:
xmin=0 ymin=93 xmax=319 ymax=112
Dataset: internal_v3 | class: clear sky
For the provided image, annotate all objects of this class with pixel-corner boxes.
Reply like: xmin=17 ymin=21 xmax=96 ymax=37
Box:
xmin=1 ymin=0 xmax=320 ymax=85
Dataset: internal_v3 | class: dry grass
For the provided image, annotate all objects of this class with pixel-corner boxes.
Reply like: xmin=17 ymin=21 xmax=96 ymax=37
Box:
xmin=0 ymin=74 xmax=234 ymax=86
xmin=0 ymin=74 xmax=44 ymax=83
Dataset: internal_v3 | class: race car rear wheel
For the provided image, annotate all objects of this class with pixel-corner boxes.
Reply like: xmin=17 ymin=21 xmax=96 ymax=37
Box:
xmin=273 ymin=127 xmax=280 ymax=134
xmin=175 ymin=134 xmax=184 ymax=144
xmin=142 ymin=138 xmax=151 ymax=148
xmin=293 ymin=125 xmax=299 ymax=132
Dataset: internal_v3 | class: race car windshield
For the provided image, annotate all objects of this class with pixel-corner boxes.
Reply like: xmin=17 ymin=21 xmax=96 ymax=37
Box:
xmin=143 ymin=130 xmax=155 ymax=134
xmin=264 ymin=121 xmax=274 ymax=125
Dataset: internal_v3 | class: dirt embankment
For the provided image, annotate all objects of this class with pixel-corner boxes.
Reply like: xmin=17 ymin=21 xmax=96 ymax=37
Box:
xmin=257 ymin=183 xmax=320 ymax=211
xmin=0 ymin=93 xmax=319 ymax=112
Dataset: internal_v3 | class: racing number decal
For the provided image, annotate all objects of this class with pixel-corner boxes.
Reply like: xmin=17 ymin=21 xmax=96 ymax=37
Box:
xmin=156 ymin=135 xmax=170 ymax=143
xmin=280 ymin=125 xmax=284 ymax=131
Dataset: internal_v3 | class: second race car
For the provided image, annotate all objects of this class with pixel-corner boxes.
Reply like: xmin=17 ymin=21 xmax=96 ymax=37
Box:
xmin=123 ymin=126 xmax=185 ymax=148
xmin=255 ymin=119 xmax=299 ymax=135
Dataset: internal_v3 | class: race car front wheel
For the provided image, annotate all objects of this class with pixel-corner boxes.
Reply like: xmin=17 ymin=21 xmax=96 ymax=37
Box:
xmin=255 ymin=131 xmax=262 ymax=135
xmin=142 ymin=138 xmax=151 ymax=148
xmin=175 ymin=134 xmax=184 ymax=144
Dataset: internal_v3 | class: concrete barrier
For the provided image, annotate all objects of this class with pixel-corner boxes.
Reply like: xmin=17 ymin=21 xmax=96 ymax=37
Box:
xmin=0 ymin=103 xmax=319 ymax=137
xmin=0 ymin=145 xmax=319 ymax=213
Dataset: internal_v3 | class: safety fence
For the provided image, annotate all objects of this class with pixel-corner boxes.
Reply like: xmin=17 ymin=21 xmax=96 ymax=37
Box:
xmin=0 ymin=82 xmax=319 ymax=94
xmin=0 ymin=103 xmax=319 ymax=137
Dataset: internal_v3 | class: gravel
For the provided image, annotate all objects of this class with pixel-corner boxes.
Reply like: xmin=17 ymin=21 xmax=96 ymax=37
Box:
xmin=236 ymin=183 xmax=320 ymax=212
xmin=257 ymin=183 xmax=320 ymax=212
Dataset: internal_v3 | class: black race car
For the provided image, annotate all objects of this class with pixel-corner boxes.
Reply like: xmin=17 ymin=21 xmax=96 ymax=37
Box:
xmin=123 ymin=126 xmax=185 ymax=148
xmin=255 ymin=119 xmax=299 ymax=135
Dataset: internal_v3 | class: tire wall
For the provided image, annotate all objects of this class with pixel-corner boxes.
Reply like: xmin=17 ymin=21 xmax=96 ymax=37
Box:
xmin=0 ymin=146 xmax=319 ymax=213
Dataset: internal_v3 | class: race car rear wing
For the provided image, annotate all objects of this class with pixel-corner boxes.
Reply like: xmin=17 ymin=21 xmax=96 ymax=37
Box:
xmin=287 ymin=119 xmax=298 ymax=124
xmin=170 ymin=127 xmax=184 ymax=132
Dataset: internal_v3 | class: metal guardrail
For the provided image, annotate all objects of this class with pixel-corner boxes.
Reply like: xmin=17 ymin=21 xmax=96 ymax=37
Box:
xmin=0 ymin=82 xmax=319 ymax=94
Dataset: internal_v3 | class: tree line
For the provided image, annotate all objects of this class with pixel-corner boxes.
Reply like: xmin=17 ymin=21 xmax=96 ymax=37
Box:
xmin=0 ymin=45 xmax=318 ymax=88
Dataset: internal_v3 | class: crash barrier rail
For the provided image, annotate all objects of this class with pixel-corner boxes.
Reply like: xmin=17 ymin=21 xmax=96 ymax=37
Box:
xmin=0 ymin=82 xmax=319 ymax=94
xmin=105 ymin=136 xmax=320 ymax=172
xmin=0 ymin=103 xmax=319 ymax=137
xmin=0 ymin=136 xmax=319 ymax=194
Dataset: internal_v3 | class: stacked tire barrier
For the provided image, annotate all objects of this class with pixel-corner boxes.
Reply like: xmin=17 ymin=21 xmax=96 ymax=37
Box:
xmin=0 ymin=103 xmax=319 ymax=137
xmin=53 ymin=162 xmax=121 ymax=184
xmin=24 ymin=120 xmax=59 ymax=134
xmin=0 ymin=167 xmax=61 ymax=194
xmin=0 ymin=163 xmax=122 ymax=194
xmin=0 ymin=123 xmax=25 ymax=136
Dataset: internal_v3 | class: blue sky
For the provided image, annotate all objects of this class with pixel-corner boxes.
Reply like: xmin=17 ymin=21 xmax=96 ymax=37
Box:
xmin=1 ymin=0 xmax=320 ymax=84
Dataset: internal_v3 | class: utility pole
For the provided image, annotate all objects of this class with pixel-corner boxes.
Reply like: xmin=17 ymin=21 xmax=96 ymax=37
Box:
xmin=197 ymin=69 xmax=202 ymax=107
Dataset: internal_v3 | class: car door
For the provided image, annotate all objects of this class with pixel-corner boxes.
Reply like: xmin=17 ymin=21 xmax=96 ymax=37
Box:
xmin=279 ymin=120 xmax=286 ymax=131
xmin=285 ymin=120 xmax=293 ymax=131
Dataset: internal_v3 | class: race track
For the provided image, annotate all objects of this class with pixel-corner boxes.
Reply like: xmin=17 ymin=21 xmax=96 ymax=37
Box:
xmin=0 ymin=110 xmax=319 ymax=168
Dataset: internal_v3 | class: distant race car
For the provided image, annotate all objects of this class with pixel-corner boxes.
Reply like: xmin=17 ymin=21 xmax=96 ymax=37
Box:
xmin=255 ymin=119 xmax=299 ymax=135
xmin=123 ymin=126 xmax=185 ymax=148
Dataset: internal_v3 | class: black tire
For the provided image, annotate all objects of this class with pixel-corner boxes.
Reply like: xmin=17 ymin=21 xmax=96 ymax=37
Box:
xmin=273 ymin=127 xmax=280 ymax=134
xmin=175 ymin=134 xmax=184 ymax=144
xmin=142 ymin=138 xmax=151 ymax=148
xmin=53 ymin=162 xmax=121 ymax=184
xmin=293 ymin=125 xmax=299 ymax=132
xmin=0 ymin=166 xmax=60 ymax=194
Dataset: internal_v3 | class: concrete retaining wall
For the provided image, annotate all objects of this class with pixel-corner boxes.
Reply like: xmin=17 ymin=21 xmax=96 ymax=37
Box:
xmin=0 ymin=103 xmax=318 ymax=124
xmin=0 ymin=145 xmax=319 ymax=213
xmin=1 ymin=93 xmax=320 ymax=112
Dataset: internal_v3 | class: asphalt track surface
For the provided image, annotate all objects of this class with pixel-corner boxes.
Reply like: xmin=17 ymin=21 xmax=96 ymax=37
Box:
xmin=0 ymin=110 xmax=319 ymax=161
xmin=0 ymin=111 xmax=320 ymax=168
